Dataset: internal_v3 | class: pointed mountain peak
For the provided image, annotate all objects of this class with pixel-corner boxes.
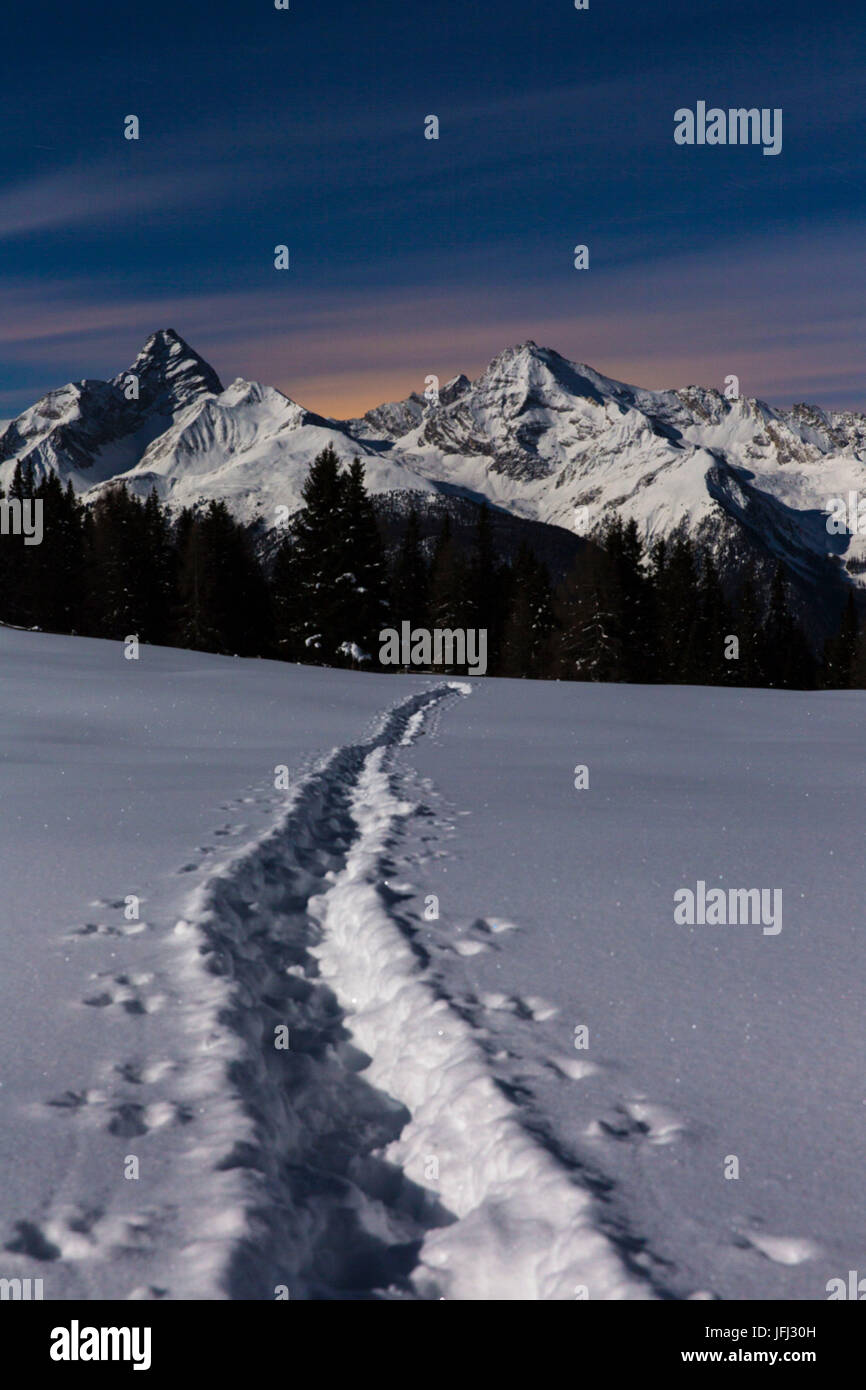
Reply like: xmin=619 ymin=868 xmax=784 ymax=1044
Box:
xmin=493 ymin=339 xmax=542 ymax=363
xmin=115 ymin=329 xmax=223 ymax=408
xmin=484 ymin=340 xmax=588 ymax=378
xmin=477 ymin=341 xmax=609 ymax=405
xmin=142 ymin=327 xmax=185 ymax=351
xmin=440 ymin=373 xmax=471 ymax=406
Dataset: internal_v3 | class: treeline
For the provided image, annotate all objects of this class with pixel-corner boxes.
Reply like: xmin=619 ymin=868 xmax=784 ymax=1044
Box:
xmin=1 ymin=446 xmax=862 ymax=689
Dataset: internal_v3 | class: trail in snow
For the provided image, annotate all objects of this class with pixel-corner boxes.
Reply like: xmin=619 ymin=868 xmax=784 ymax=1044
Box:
xmin=6 ymin=674 xmax=657 ymax=1299
xmin=172 ymin=681 xmax=653 ymax=1299
xmin=5 ymin=640 xmax=859 ymax=1302
xmin=166 ymin=686 xmax=460 ymax=1299
xmin=310 ymin=741 xmax=652 ymax=1300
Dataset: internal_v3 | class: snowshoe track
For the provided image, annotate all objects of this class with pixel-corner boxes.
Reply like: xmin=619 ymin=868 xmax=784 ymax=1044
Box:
xmin=12 ymin=682 xmax=655 ymax=1300
xmin=181 ymin=685 xmax=460 ymax=1299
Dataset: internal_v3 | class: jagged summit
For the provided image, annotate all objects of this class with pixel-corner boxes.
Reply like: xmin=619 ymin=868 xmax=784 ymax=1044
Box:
xmin=115 ymin=329 xmax=224 ymax=406
xmin=0 ymin=329 xmax=225 ymax=490
xmin=2 ymin=330 xmax=866 ymax=614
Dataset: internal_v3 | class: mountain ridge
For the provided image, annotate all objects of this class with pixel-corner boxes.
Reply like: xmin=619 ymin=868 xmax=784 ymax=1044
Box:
xmin=1 ymin=332 xmax=863 ymax=623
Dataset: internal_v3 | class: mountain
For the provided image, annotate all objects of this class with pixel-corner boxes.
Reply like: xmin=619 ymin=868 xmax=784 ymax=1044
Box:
xmin=359 ymin=343 xmax=863 ymax=590
xmin=101 ymin=377 xmax=437 ymax=523
xmin=344 ymin=372 xmax=471 ymax=441
xmin=347 ymin=341 xmax=866 ymax=626
xmin=0 ymin=329 xmax=437 ymax=523
xmin=4 ymin=331 xmax=865 ymax=627
xmin=0 ymin=330 xmax=223 ymax=492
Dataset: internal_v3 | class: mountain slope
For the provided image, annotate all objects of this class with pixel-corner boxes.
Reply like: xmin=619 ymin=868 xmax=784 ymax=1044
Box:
xmin=372 ymin=343 xmax=864 ymax=582
xmin=0 ymin=330 xmax=223 ymax=493
xmin=89 ymin=377 xmax=438 ymax=523
xmin=6 ymin=332 xmax=866 ymax=619
xmin=351 ymin=342 xmax=863 ymax=618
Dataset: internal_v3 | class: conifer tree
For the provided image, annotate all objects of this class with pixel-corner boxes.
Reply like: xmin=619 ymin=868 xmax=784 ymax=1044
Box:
xmin=734 ymin=567 xmax=765 ymax=687
xmin=822 ymin=589 xmax=859 ymax=689
xmin=175 ymin=500 xmax=267 ymax=656
xmin=139 ymin=488 xmax=173 ymax=645
xmin=605 ymin=516 xmax=654 ymax=681
xmin=1 ymin=461 xmax=41 ymax=627
xmin=694 ymin=553 xmax=730 ymax=685
xmin=760 ymin=562 xmax=815 ymax=689
xmin=500 ymin=544 xmax=554 ymax=677
xmin=428 ymin=514 xmax=466 ymax=633
xmin=271 ymin=530 xmax=302 ymax=661
xmin=467 ymin=503 xmax=507 ymax=670
xmin=338 ymin=457 xmax=387 ymax=663
xmin=86 ymin=484 xmax=150 ymax=638
xmin=551 ymin=543 xmax=618 ymax=681
xmin=652 ymin=530 xmax=699 ymax=683
xmin=29 ymin=474 xmax=85 ymax=634
xmin=390 ymin=508 xmax=429 ymax=631
xmin=284 ymin=445 xmax=354 ymax=663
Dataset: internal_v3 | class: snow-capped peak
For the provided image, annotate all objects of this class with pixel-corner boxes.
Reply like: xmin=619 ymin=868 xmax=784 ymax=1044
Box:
xmin=6 ymin=329 xmax=866 ymax=610
xmin=113 ymin=328 xmax=223 ymax=408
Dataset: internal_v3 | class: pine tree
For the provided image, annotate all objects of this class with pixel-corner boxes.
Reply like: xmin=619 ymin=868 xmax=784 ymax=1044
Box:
xmin=822 ymin=590 xmax=859 ymax=689
xmin=605 ymin=516 xmax=654 ymax=681
xmin=734 ymin=567 xmax=765 ymax=687
xmin=271 ymin=530 xmax=302 ymax=661
xmin=139 ymin=489 xmax=173 ymax=645
xmin=467 ymin=503 xmax=506 ymax=671
xmin=86 ymin=484 xmax=150 ymax=639
xmin=390 ymin=508 xmax=428 ymax=631
xmin=500 ymin=545 xmax=554 ymax=677
xmin=284 ymin=445 xmax=354 ymax=664
xmin=850 ymin=609 xmax=866 ymax=689
xmin=551 ymin=543 xmax=619 ymax=681
xmin=694 ymin=552 xmax=730 ymax=685
xmin=758 ymin=562 xmax=815 ymax=689
xmin=29 ymin=474 xmax=86 ymax=634
xmin=175 ymin=500 xmax=267 ymax=655
xmin=428 ymin=514 xmax=466 ymax=632
xmin=0 ymin=461 xmax=43 ymax=627
xmin=652 ymin=530 xmax=699 ymax=683
xmin=338 ymin=457 xmax=387 ymax=664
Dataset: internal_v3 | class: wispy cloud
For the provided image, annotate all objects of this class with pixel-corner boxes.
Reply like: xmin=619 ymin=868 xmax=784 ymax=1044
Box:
xmin=1 ymin=213 xmax=864 ymax=418
xmin=0 ymin=163 xmax=228 ymax=241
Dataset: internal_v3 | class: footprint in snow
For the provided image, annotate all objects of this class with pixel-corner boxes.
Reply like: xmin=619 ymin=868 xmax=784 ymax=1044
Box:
xmin=115 ymin=1059 xmax=175 ymax=1086
xmin=82 ymin=976 xmax=165 ymax=1015
xmin=590 ymin=1099 xmax=685 ymax=1146
xmin=479 ymin=991 xmax=558 ymax=1022
xmin=545 ymin=1055 xmax=599 ymax=1082
xmin=5 ymin=1221 xmax=62 ymax=1261
xmin=45 ymin=1088 xmax=106 ymax=1111
xmin=65 ymin=921 xmax=148 ymax=939
xmin=736 ymin=1230 xmax=820 ymax=1266
xmin=108 ymin=1101 xmax=192 ymax=1137
xmin=452 ymin=939 xmax=488 ymax=957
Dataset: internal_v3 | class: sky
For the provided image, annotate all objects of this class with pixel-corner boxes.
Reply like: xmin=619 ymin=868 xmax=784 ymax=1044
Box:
xmin=1 ymin=0 xmax=865 ymax=417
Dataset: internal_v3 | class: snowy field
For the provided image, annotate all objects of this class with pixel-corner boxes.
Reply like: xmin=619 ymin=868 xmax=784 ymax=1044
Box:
xmin=0 ymin=628 xmax=861 ymax=1300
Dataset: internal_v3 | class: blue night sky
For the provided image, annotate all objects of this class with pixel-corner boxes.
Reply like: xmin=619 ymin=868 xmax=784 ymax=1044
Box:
xmin=2 ymin=0 xmax=864 ymax=416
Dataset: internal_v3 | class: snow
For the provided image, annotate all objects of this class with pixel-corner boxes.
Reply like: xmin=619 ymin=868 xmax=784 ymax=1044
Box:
xmin=336 ymin=641 xmax=371 ymax=664
xmin=310 ymin=739 xmax=645 ymax=1299
xmin=0 ymin=627 xmax=861 ymax=1300
xmin=9 ymin=332 xmax=866 ymax=587
xmin=403 ymin=677 xmax=866 ymax=1300
xmin=84 ymin=378 xmax=438 ymax=525
xmin=0 ymin=628 xmax=429 ymax=1298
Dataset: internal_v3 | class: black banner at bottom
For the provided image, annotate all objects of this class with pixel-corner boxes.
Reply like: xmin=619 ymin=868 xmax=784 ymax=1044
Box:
xmin=1 ymin=1296 xmax=857 ymax=1375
